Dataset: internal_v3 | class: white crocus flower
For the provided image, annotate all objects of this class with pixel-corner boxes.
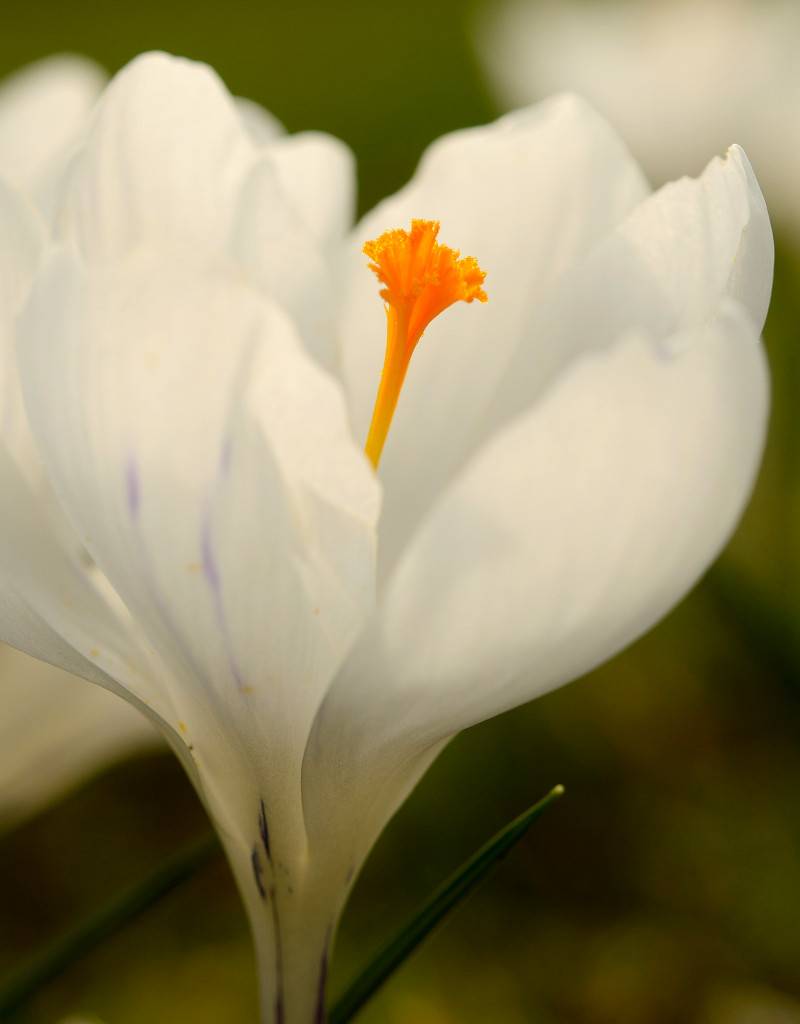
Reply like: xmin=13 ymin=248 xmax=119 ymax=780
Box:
xmin=0 ymin=52 xmax=771 ymax=1022
xmin=0 ymin=55 xmax=161 ymax=827
xmin=478 ymin=0 xmax=800 ymax=235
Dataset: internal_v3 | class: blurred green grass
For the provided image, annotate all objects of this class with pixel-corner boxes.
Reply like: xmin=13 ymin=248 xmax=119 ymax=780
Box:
xmin=2 ymin=1 xmax=800 ymax=1022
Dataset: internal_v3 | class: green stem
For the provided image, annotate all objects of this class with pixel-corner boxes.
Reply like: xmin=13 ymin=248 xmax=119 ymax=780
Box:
xmin=0 ymin=832 xmax=219 ymax=1019
xmin=329 ymin=784 xmax=565 ymax=1024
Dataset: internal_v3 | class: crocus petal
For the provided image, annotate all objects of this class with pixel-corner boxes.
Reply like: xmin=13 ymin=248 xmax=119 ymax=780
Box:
xmin=305 ymin=298 xmax=768 ymax=873
xmin=0 ymin=55 xmax=106 ymax=195
xmin=0 ymin=178 xmax=93 ymax=557
xmin=304 ymin=147 xmax=772 ymax=874
xmin=18 ymin=240 xmax=378 ymax=946
xmin=231 ymin=156 xmax=343 ymax=369
xmin=19 ymin=247 xmax=377 ymax=729
xmin=0 ymin=645 xmax=158 ymax=828
xmin=235 ymin=96 xmax=357 ymax=245
xmin=236 ymin=96 xmax=285 ymax=144
xmin=0 ymin=179 xmax=41 ymax=469
xmin=18 ymin=245 xmax=378 ymax=1022
xmin=0 ymin=441 xmax=175 ymax=759
xmin=0 ymin=179 xmax=42 ymax=312
xmin=53 ymin=52 xmax=348 ymax=369
xmin=340 ymin=94 xmax=649 ymax=575
xmin=0 ymin=464 xmax=165 ymax=808
xmin=266 ymin=132 xmax=356 ymax=249
xmin=0 ymin=185 xmax=170 ymax=758
xmin=0 ymin=181 xmax=45 ymax=481
xmin=53 ymin=52 xmax=255 ymax=261
xmin=486 ymin=145 xmax=772 ymax=434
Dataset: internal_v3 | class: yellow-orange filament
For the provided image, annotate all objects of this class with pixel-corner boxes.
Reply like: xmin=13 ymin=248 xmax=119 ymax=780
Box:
xmin=363 ymin=219 xmax=487 ymax=468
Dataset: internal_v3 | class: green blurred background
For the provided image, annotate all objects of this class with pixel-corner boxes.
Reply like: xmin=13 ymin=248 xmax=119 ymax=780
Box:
xmin=2 ymin=1 xmax=800 ymax=1022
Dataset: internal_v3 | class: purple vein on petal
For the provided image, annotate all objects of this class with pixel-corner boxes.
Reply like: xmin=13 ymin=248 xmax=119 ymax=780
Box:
xmin=121 ymin=453 xmax=228 ymax=705
xmin=201 ymin=518 xmax=221 ymax=592
xmin=251 ymin=844 xmax=267 ymax=900
xmin=125 ymin=455 xmax=141 ymax=520
xmin=200 ymin=335 xmax=261 ymax=693
xmin=314 ymin=929 xmax=333 ymax=1024
xmin=259 ymin=799 xmax=272 ymax=863
xmin=220 ymin=433 xmax=234 ymax=477
xmin=123 ymin=455 xmax=218 ymax=684
xmin=201 ymin=508 xmax=246 ymax=691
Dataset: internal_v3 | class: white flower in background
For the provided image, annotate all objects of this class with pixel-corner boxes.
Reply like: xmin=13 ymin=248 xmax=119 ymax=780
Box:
xmin=478 ymin=0 xmax=800 ymax=235
xmin=0 ymin=56 xmax=159 ymax=828
xmin=0 ymin=51 xmax=771 ymax=1023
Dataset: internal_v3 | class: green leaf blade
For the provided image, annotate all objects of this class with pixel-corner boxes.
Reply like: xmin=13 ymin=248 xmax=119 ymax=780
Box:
xmin=0 ymin=832 xmax=219 ymax=1020
xmin=330 ymin=784 xmax=565 ymax=1024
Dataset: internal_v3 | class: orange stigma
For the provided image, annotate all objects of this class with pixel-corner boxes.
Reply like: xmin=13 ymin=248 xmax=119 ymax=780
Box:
xmin=363 ymin=218 xmax=487 ymax=469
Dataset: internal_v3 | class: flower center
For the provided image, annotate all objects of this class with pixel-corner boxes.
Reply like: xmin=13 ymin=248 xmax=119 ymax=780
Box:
xmin=363 ymin=219 xmax=488 ymax=468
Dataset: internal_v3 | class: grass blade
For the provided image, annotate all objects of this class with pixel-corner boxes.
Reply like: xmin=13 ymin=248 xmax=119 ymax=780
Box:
xmin=0 ymin=832 xmax=219 ymax=1019
xmin=329 ymin=784 xmax=565 ymax=1024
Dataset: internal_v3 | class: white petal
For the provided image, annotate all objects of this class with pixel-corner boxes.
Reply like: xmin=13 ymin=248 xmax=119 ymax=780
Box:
xmin=304 ymin=144 xmax=772 ymax=867
xmin=384 ymin=306 xmax=767 ymax=720
xmin=0 ymin=55 xmax=106 ymax=194
xmin=305 ymin=300 xmax=768 ymax=869
xmin=0 ymin=457 xmax=178 ymax=840
xmin=0 ymin=645 xmax=158 ymax=828
xmin=486 ymin=145 xmax=772 ymax=434
xmin=54 ymin=52 xmax=348 ymax=367
xmin=0 ymin=179 xmax=42 ymax=312
xmin=19 ymin=246 xmax=378 ymax=1022
xmin=266 ymin=131 xmax=355 ymax=247
xmin=231 ymin=156 xmax=342 ymax=369
xmin=19 ymin=246 xmax=378 ymax=860
xmin=0 ymin=181 xmax=46 ymax=484
xmin=0 ymin=443 xmax=168 ymax=718
xmin=340 ymin=95 xmax=649 ymax=574
xmin=53 ymin=52 xmax=255 ymax=261
xmin=235 ymin=96 xmax=285 ymax=144
xmin=0 ymin=189 xmax=117 ymax=663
